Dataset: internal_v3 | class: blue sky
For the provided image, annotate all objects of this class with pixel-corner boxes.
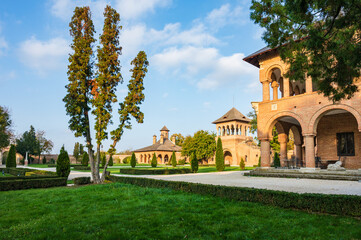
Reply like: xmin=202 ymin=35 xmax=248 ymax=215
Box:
xmin=0 ymin=0 xmax=265 ymax=154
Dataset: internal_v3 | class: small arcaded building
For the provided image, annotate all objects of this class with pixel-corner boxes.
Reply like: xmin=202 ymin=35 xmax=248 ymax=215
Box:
xmin=244 ymin=46 xmax=361 ymax=169
xmin=213 ymin=108 xmax=260 ymax=166
xmin=133 ymin=126 xmax=182 ymax=164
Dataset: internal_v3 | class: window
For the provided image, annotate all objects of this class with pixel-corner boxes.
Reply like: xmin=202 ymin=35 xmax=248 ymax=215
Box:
xmin=337 ymin=132 xmax=355 ymax=156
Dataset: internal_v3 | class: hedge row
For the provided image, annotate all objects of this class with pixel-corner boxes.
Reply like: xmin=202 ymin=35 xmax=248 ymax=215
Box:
xmin=1 ymin=168 xmax=33 ymax=176
xmin=0 ymin=177 xmax=67 ymax=191
xmin=199 ymin=164 xmax=231 ymax=167
xmin=48 ymin=164 xmax=82 ymax=167
xmin=74 ymin=177 xmax=91 ymax=185
xmin=119 ymin=168 xmax=192 ymax=175
xmin=107 ymin=176 xmax=361 ymax=217
xmin=0 ymin=176 xmax=59 ymax=181
xmin=73 ymin=166 xmax=91 ymax=170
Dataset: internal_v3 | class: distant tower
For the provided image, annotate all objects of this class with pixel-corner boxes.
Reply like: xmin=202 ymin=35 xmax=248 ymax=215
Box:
xmin=160 ymin=126 xmax=169 ymax=139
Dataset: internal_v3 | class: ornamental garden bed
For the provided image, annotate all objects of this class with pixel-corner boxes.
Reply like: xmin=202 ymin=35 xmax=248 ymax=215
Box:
xmin=119 ymin=168 xmax=192 ymax=175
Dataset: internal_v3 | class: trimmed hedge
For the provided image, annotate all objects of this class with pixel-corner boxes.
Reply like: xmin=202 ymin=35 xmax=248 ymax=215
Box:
xmin=73 ymin=166 xmax=91 ymax=170
xmin=74 ymin=177 xmax=91 ymax=185
xmin=48 ymin=164 xmax=82 ymax=167
xmin=1 ymin=168 xmax=33 ymax=176
xmin=107 ymin=176 xmax=361 ymax=217
xmin=0 ymin=175 xmax=59 ymax=181
xmin=119 ymin=168 xmax=192 ymax=175
xmin=0 ymin=177 xmax=67 ymax=191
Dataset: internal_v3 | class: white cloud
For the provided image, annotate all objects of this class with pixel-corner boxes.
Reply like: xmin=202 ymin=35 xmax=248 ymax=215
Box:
xmin=19 ymin=36 xmax=70 ymax=74
xmin=152 ymin=46 xmax=257 ymax=90
xmin=115 ymin=0 xmax=171 ymax=20
xmin=205 ymin=4 xmax=247 ymax=30
xmin=50 ymin=0 xmax=73 ymax=21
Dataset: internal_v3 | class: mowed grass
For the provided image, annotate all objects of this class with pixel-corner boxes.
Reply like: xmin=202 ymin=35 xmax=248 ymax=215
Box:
xmin=0 ymin=183 xmax=360 ymax=240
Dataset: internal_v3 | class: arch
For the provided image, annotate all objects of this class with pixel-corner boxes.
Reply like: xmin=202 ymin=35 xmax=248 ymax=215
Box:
xmin=148 ymin=154 xmax=151 ymax=163
xmin=157 ymin=154 xmax=162 ymax=163
xmin=308 ymin=104 xmax=361 ymax=134
xmin=294 ymin=86 xmax=300 ymax=95
xmin=223 ymin=150 xmax=233 ymax=165
xmin=289 ymin=125 xmax=302 ymax=145
xmin=164 ymin=154 xmax=169 ymax=163
xmin=264 ymin=111 xmax=305 ymax=139
xmin=140 ymin=154 xmax=143 ymax=163
xmin=265 ymin=64 xmax=285 ymax=81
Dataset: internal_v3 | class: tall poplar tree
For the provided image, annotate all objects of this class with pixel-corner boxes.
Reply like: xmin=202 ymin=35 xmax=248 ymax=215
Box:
xmin=64 ymin=6 xmax=148 ymax=183
xmin=64 ymin=6 xmax=96 ymax=180
xmin=215 ymin=137 xmax=225 ymax=171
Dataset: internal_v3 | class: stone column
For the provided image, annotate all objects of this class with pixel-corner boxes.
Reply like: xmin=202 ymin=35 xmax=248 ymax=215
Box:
xmin=306 ymin=75 xmax=313 ymax=93
xmin=262 ymin=81 xmax=270 ymax=101
xmin=278 ymin=133 xmax=288 ymax=166
xmin=260 ymin=139 xmax=271 ymax=167
xmin=271 ymin=81 xmax=279 ymax=100
xmin=295 ymin=144 xmax=302 ymax=164
xmin=283 ymin=77 xmax=290 ymax=97
xmin=304 ymin=134 xmax=315 ymax=168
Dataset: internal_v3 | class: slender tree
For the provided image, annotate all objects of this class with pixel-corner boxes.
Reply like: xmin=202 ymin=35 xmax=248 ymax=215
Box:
xmin=240 ymin=157 xmax=245 ymax=170
xmin=35 ymin=130 xmax=53 ymax=163
xmin=73 ymin=142 xmax=80 ymax=163
xmin=108 ymin=155 xmax=113 ymax=166
xmin=56 ymin=146 xmax=70 ymax=178
xmin=6 ymin=144 xmax=16 ymax=168
xmin=82 ymin=152 xmax=89 ymax=166
xmin=215 ymin=137 xmax=225 ymax=171
xmin=130 ymin=152 xmax=136 ymax=168
xmin=171 ymin=151 xmax=177 ymax=167
xmin=16 ymin=125 xmax=37 ymax=160
xmin=64 ymin=6 xmax=96 ymax=180
xmin=190 ymin=153 xmax=198 ymax=173
xmin=151 ymin=153 xmax=157 ymax=167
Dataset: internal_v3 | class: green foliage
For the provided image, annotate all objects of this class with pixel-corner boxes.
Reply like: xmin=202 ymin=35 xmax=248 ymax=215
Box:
xmin=42 ymin=156 xmax=46 ymax=164
xmin=108 ymin=155 xmax=113 ymax=166
xmin=177 ymin=159 xmax=186 ymax=165
xmin=247 ymin=110 xmax=258 ymax=134
xmin=101 ymin=152 xmax=106 ymax=167
xmin=0 ymin=177 xmax=66 ymax=191
xmin=215 ymin=137 xmax=225 ymax=171
xmin=73 ymin=142 xmax=80 ymax=162
xmin=151 ymin=153 xmax=157 ymax=168
xmin=130 ymin=152 xmax=136 ymax=168
xmin=16 ymin=125 xmax=37 ymax=159
xmin=171 ymin=151 xmax=177 ymax=167
xmin=0 ymin=106 xmax=12 ymax=149
xmin=1 ymin=151 xmax=7 ymax=164
xmin=182 ymin=130 xmax=216 ymax=162
xmin=258 ymin=156 xmax=261 ymax=167
xmin=240 ymin=158 xmax=245 ymax=170
xmin=190 ymin=153 xmax=198 ymax=173
xmin=109 ymin=176 xmax=361 ymax=217
xmin=170 ymin=133 xmax=185 ymax=146
xmin=6 ymin=145 xmax=16 ymax=168
xmin=82 ymin=152 xmax=89 ymax=166
xmin=50 ymin=158 xmax=55 ymax=164
xmin=250 ymin=0 xmax=361 ymax=102
xmin=123 ymin=156 xmax=131 ymax=164
xmin=73 ymin=177 xmax=91 ymax=185
xmin=56 ymin=147 xmax=70 ymax=178
xmin=35 ymin=130 xmax=53 ymax=162
xmin=273 ymin=152 xmax=281 ymax=168
xmin=119 ymin=168 xmax=191 ymax=175
xmin=73 ymin=166 xmax=91 ymax=170
xmin=270 ymin=127 xmax=280 ymax=153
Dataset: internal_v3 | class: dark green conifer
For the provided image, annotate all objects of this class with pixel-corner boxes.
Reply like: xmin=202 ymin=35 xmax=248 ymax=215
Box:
xmin=215 ymin=137 xmax=225 ymax=171
xmin=151 ymin=153 xmax=157 ymax=168
xmin=130 ymin=152 xmax=136 ymax=168
xmin=56 ymin=146 xmax=70 ymax=178
xmin=6 ymin=144 xmax=16 ymax=168
xmin=191 ymin=153 xmax=198 ymax=173
xmin=171 ymin=151 xmax=177 ymax=167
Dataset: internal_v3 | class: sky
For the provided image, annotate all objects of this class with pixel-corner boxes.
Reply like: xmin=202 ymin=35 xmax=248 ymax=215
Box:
xmin=0 ymin=0 xmax=265 ymax=154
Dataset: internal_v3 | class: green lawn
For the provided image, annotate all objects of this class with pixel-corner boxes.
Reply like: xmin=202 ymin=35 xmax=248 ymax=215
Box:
xmin=0 ymin=173 xmax=12 ymax=177
xmin=28 ymin=164 xmax=52 ymax=168
xmin=0 ymin=183 xmax=359 ymax=239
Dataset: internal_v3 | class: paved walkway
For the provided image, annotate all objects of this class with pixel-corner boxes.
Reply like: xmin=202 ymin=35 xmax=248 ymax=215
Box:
xmin=17 ymin=166 xmax=361 ymax=195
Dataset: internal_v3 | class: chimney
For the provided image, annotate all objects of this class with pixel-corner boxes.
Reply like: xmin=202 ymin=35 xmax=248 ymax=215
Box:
xmin=160 ymin=135 xmax=164 ymax=144
xmin=171 ymin=136 xmax=176 ymax=145
xmin=153 ymin=135 xmax=157 ymax=144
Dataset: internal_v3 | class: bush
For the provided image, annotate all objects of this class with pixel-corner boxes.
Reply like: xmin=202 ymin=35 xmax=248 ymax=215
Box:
xmin=240 ymin=158 xmax=245 ymax=170
xmin=108 ymin=155 xmax=113 ymax=166
xmin=101 ymin=152 xmax=106 ymax=167
xmin=56 ymin=147 xmax=70 ymax=178
xmin=6 ymin=145 xmax=16 ymax=168
xmin=171 ymin=151 xmax=177 ymax=167
xmin=42 ymin=156 xmax=47 ymax=164
xmin=151 ymin=153 xmax=157 ymax=168
xmin=0 ymin=177 xmax=67 ymax=191
xmin=108 ymin=176 xmax=361 ymax=217
xmin=177 ymin=159 xmax=186 ymax=165
xmin=25 ymin=170 xmax=57 ymax=177
xmin=273 ymin=152 xmax=280 ymax=168
xmin=119 ymin=168 xmax=191 ymax=175
xmin=73 ymin=177 xmax=91 ymax=185
xmin=215 ymin=137 xmax=225 ymax=171
xmin=123 ymin=156 xmax=131 ymax=164
xmin=50 ymin=158 xmax=55 ymax=164
xmin=1 ymin=151 xmax=7 ymax=164
xmin=130 ymin=152 xmax=136 ymax=168
xmin=82 ymin=152 xmax=89 ymax=166
xmin=190 ymin=153 xmax=198 ymax=173
xmin=73 ymin=166 xmax=91 ymax=170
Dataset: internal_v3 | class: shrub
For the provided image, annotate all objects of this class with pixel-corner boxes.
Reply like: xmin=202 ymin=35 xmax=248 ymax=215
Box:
xmin=108 ymin=155 xmax=113 ymax=166
xmin=73 ymin=177 xmax=91 ymax=185
xmin=50 ymin=158 xmax=55 ymax=164
xmin=151 ymin=153 xmax=157 ymax=168
xmin=130 ymin=152 xmax=136 ymax=168
xmin=240 ymin=157 xmax=245 ymax=170
xmin=0 ymin=177 xmax=67 ymax=191
xmin=82 ymin=152 xmax=89 ymax=166
xmin=171 ymin=151 xmax=177 ymax=167
xmin=215 ymin=137 xmax=225 ymax=171
xmin=119 ymin=168 xmax=191 ymax=175
xmin=108 ymin=176 xmax=361 ymax=217
xmin=123 ymin=156 xmax=131 ymax=164
xmin=42 ymin=156 xmax=47 ymax=164
xmin=56 ymin=147 xmax=70 ymax=178
xmin=273 ymin=152 xmax=280 ymax=168
xmin=190 ymin=153 xmax=198 ymax=173
xmin=177 ymin=159 xmax=186 ymax=165
xmin=101 ymin=152 xmax=106 ymax=167
xmin=6 ymin=145 xmax=16 ymax=168
xmin=73 ymin=166 xmax=91 ymax=170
